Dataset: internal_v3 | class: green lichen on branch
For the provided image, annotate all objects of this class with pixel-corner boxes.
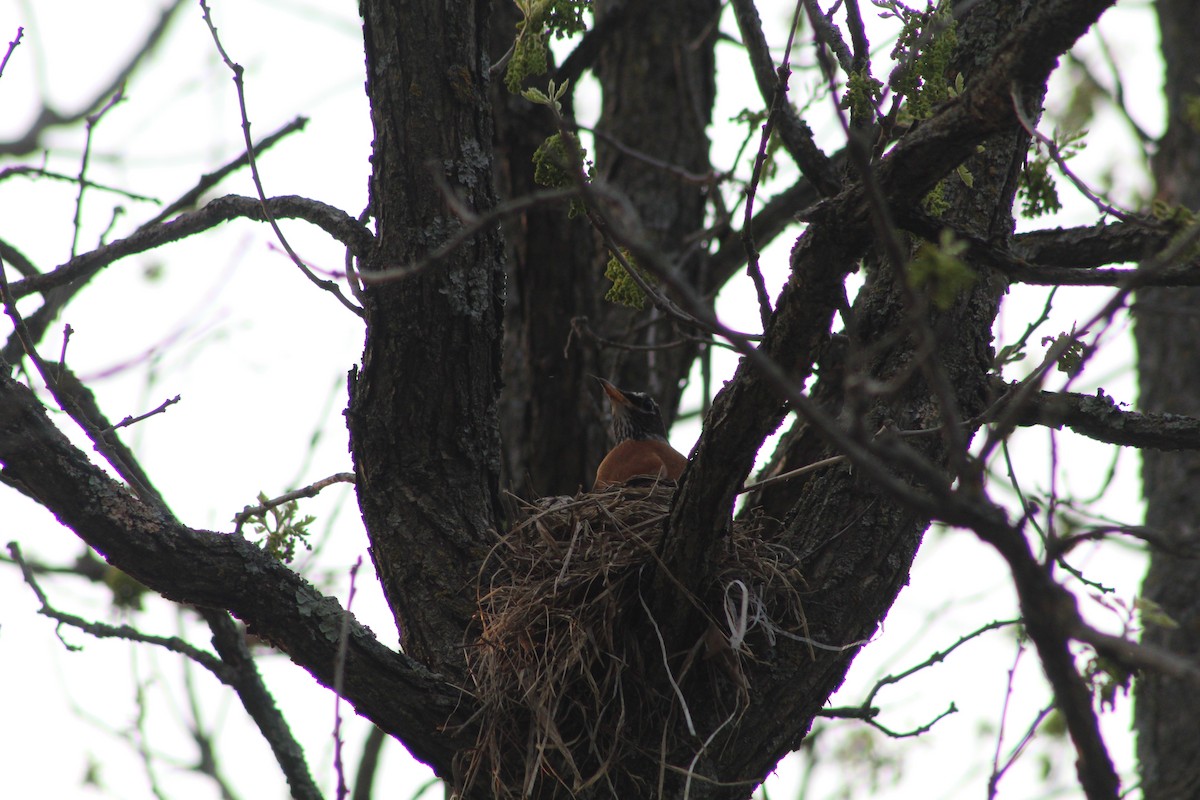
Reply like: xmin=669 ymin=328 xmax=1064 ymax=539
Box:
xmin=604 ymin=249 xmax=655 ymax=309
xmin=921 ymin=161 xmax=972 ymax=218
xmin=841 ymin=68 xmax=884 ymax=122
xmin=1018 ymin=129 xmax=1085 ymax=219
xmin=504 ymin=0 xmax=591 ymax=93
xmin=1150 ymin=201 xmax=1200 ymax=264
xmin=531 ymin=127 xmax=590 ymax=217
xmin=875 ymin=0 xmax=957 ymax=122
xmin=104 ymin=566 xmax=149 ymax=611
xmin=906 ymin=229 xmax=974 ymax=309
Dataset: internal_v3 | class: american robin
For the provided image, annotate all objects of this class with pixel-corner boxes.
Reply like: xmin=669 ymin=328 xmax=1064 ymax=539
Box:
xmin=593 ymin=378 xmax=688 ymax=490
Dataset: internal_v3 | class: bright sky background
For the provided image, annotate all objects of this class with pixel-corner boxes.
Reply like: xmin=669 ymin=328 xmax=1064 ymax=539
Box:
xmin=0 ymin=1 xmax=1164 ymax=798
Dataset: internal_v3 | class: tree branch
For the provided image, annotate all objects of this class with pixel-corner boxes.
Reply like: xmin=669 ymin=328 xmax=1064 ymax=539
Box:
xmin=999 ymin=380 xmax=1200 ymax=451
xmin=10 ymin=195 xmax=374 ymax=300
xmin=0 ymin=369 xmax=472 ymax=778
xmin=198 ymin=606 xmax=325 ymax=800
xmin=7 ymin=541 xmax=230 ymax=677
xmin=0 ymin=2 xmax=188 ymax=156
xmin=729 ymin=0 xmax=841 ymax=197
xmin=1012 ymin=221 xmax=1168 ymax=268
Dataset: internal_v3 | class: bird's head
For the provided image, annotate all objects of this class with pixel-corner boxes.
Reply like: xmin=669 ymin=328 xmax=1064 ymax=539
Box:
xmin=596 ymin=377 xmax=669 ymax=443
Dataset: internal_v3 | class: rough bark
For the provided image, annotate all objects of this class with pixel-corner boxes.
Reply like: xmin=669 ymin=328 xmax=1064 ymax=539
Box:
xmin=347 ymin=0 xmax=506 ymax=676
xmin=1134 ymin=3 xmax=1200 ymax=797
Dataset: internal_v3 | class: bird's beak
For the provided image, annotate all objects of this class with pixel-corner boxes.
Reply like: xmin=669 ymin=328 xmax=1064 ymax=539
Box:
xmin=593 ymin=376 xmax=630 ymax=407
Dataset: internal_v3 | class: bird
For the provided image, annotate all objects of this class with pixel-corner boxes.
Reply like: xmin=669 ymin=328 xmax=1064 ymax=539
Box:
xmin=593 ymin=378 xmax=688 ymax=490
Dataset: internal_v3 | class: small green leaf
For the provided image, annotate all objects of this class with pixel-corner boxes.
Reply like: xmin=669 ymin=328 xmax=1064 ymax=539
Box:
xmin=604 ymin=249 xmax=654 ymax=309
xmin=521 ymin=87 xmax=550 ymax=105
xmin=247 ymin=492 xmax=315 ymax=564
xmin=906 ymin=229 xmax=975 ymax=309
xmin=1136 ymin=597 xmax=1180 ymax=630
xmin=1040 ymin=330 xmax=1088 ymax=376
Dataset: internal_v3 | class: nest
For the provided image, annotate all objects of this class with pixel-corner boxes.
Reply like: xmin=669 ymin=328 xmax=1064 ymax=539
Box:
xmin=462 ymin=482 xmax=809 ymax=798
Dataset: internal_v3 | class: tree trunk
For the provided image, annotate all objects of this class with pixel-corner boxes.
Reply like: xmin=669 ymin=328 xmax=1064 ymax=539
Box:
xmin=1134 ymin=3 xmax=1200 ymax=797
xmin=349 ymin=0 xmax=505 ymax=673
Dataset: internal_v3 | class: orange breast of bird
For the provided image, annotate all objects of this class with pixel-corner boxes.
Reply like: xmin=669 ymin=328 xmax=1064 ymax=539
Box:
xmin=593 ymin=439 xmax=688 ymax=490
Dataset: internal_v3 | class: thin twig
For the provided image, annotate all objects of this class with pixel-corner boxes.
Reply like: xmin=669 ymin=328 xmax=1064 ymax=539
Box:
xmin=71 ymin=87 xmax=125 ymax=259
xmin=7 ymin=541 xmax=233 ymax=679
xmin=737 ymin=0 xmax=809 ymax=330
xmin=0 ymin=2 xmax=187 ymax=157
xmin=867 ymin=703 xmax=957 ymax=739
xmin=0 ymin=164 xmax=160 ymax=202
xmin=334 ymin=557 xmax=364 ymax=800
xmin=0 ymin=258 xmax=163 ymax=503
xmin=738 ymin=453 xmax=847 ymax=494
xmin=11 ymin=194 xmax=373 ymax=300
xmin=992 ymin=701 xmax=1056 ymax=794
xmin=359 ymin=187 xmax=577 ymax=285
xmin=101 ymin=395 xmax=181 ymax=433
xmin=865 ymin=617 xmax=1021 ymax=709
xmin=233 ymin=472 xmax=355 ymax=531
xmin=0 ymin=26 xmax=23 ymax=79
xmin=198 ymin=1 xmax=363 ymax=318
xmin=988 ymin=639 xmax=1028 ymax=800
xmin=1010 ymin=87 xmax=1135 ymax=223
xmin=142 ymin=115 xmax=309 ymax=229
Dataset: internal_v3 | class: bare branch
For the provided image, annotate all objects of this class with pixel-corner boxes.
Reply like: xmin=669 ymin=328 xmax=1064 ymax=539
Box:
xmin=1013 ymin=219 xmax=1168 ymax=268
xmin=142 ymin=116 xmax=310 ymax=229
xmin=198 ymin=0 xmax=362 ymax=318
xmin=864 ymin=618 xmax=1022 ymax=708
xmin=102 ymin=395 xmax=181 ymax=434
xmin=233 ymin=472 xmax=355 ymax=532
xmin=7 ymin=541 xmax=232 ymax=679
xmin=729 ymin=0 xmax=841 ymax=196
xmin=10 ymin=195 xmax=374 ymax=300
xmin=736 ymin=0 xmax=810 ymax=330
xmin=350 ymin=726 xmax=389 ymax=800
xmin=71 ymin=85 xmax=126 ymax=258
xmin=1073 ymin=623 xmax=1200 ymax=686
xmin=802 ymin=0 xmax=855 ymax=76
xmin=0 ymin=164 xmax=159 ymax=202
xmin=998 ymin=381 xmax=1200 ymax=451
xmin=334 ymin=558 xmax=365 ymax=800
xmin=198 ymin=606 xmax=325 ymax=800
xmin=0 ymin=370 xmax=471 ymax=776
xmin=0 ymin=2 xmax=187 ymax=157
xmin=0 ymin=26 xmax=22 ymax=79
xmin=1 ymin=262 xmax=169 ymax=507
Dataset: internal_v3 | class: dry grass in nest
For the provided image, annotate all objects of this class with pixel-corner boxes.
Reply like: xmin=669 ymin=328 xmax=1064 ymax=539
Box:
xmin=462 ymin=482 xmax=810 ymax=798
